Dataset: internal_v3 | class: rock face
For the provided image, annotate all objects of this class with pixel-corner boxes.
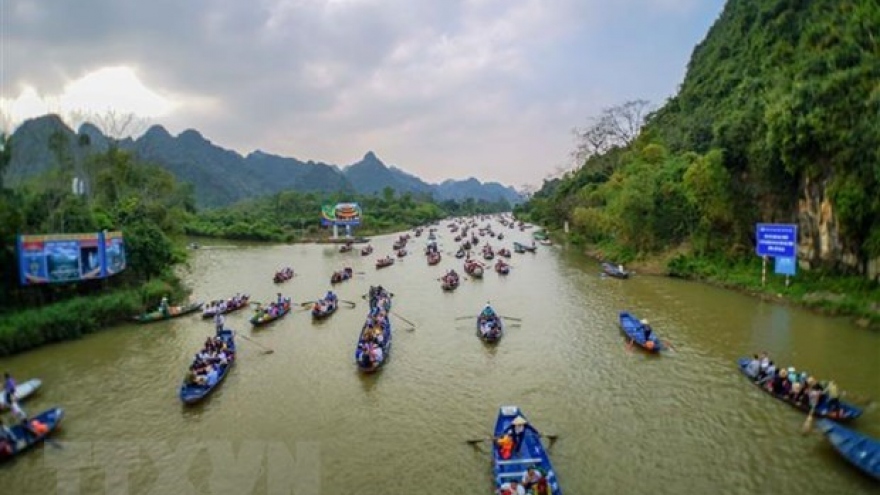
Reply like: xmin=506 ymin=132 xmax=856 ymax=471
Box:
xmin=797 ymin=174 xmax=879 ymax=281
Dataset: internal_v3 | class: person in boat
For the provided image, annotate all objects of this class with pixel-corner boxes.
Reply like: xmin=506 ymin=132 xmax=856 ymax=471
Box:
xmin=502 ymin=416 xmax=540 ymax=456
xmin=521 ymin=467 xmax=547 ymax=493
xmin=640 ymin=319 xmax=653 ymax=341
xmin=3 ymin=372 xmax=15 ymax=405
xmin=0 ymin=417 xmax=15 ymax=443
xmin=8 ymin=399 xmax=36 ymax=439
xmin=497 ymin=480 xmax=526 ymax=495
xmin=745 ymin=354 xmax=761 ymax=378
xmin=824 ymin=381 xmax=840 ymax=411
xmin=481 ymin=304 xmax=494 ymax=317
xmin=214 ymin=312 xmax=225 ymax=334
xmin=159 ymin=296 xmax=170 ymax=317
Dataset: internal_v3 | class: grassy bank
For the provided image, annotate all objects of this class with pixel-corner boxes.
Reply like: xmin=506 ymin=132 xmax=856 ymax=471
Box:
xmin=0 ymin=277 xmax=189 ymax=357
xmin=563 ymin=234 xmax=880 ymax=330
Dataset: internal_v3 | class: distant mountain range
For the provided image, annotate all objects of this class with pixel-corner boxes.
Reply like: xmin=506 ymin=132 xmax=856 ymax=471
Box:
xmin=3 ymin=115 xmax=524 ymax=208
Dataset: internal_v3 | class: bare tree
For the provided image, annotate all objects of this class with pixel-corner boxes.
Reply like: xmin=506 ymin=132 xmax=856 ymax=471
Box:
xmin=571 ymin=99 xmax=654 ymax=166
xmin=67 ymin=109 xmax=150 ymax=142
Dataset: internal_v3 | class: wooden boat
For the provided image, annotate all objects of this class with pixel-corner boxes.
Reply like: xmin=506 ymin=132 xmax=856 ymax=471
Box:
xmin=330 ymin=267 xmax=354 ymax=284
xmin=464 ymin=259 xmax=484 ymax=278
xmin=477 ymin=306 xmax=503 ymax=343
xmin=0 ymin=379 xmax=42 ymax=411
xmin=355 ymin=319 xmax=392 ymax=372
xmin=397 ymin=249 xmax=407 ymax=258
xmin=618 ymin=311 xmax=664 ymax=352
xmin=441 ymin=273 xmax=460 ymax=291
xmin=0 ymin=407 xmax=64 ymax=462
xmin=273 ymin=268 xmax=295 ymax=283
xmin=427 ymin=252 xmax=441 ymax=265
xmin=498 ymin=248 xmax=512 ymax=258
xmin=513 ymin=242 xmax=536 ymax=253
xmin=602 ymin=262 xmax=629 ymax=279
xmin=492 ymin=406 xmax=563 ymax=494
xmin=455 ymin=249 xmax=466 ymax=259
xmin=202 ymin=295 xmax=250 ymax=318
xmin=367 ymin=286 xmax=393 ymax=312
xmin=736 ymin=358 xmax=863 ymax=421
xmin=495 ymin=260 xmax=511 ymax=275
xmin=133 ymin=301 xmax=203 ymax=323
xmin=483 ymin=249 xmax=495 ymax=261
xmin=179 ymin=329 xmax=236 ymax=404
xmin=360 ymin=245 xmax=374 ymax=256
xmin=311 ymin=296 xmax=338 ymax=320
xmin=339 ymin=243 xmax=353 ymax=253
xmin=250 ymin=301 xmax=292 ymax=327
xmin=376 ymin=257 xmax=395 ymax=269
xmin=816 ymin=419 xmax=880 ymax=481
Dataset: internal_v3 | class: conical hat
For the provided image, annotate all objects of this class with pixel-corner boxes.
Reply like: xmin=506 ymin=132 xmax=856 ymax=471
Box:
xmin=512 ymin=416 xmax=527 ymax=426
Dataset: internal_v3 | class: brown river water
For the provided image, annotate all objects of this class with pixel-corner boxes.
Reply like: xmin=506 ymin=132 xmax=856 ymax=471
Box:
xmin=1 ymin=221 xmax=878 ymax=495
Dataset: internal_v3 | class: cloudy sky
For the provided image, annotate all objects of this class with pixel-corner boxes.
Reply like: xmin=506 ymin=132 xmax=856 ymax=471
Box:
xmin=1 ymin=0 xmax=725 ymax=188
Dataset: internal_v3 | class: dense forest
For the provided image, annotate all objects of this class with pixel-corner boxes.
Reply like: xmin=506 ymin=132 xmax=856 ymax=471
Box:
xmin=517 ymin=0 xmax=880 ymax=282
xmin=186 ymin=187 xmax=511 ymax=242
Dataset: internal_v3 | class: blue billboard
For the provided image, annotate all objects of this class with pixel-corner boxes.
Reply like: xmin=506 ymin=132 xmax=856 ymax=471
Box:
xmin=17 ymin=231 xmax=126 ymax=286
xmin=756 ymin=223 xmax=797 ymax=258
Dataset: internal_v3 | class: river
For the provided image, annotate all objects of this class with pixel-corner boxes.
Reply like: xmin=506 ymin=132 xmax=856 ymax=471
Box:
xmin=1 ymin=221 xmax=878 ymax=495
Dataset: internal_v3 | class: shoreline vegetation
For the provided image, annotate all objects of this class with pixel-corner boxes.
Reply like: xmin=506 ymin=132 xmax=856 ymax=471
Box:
xmin=555 ymin=232 xmax=880 ymax=330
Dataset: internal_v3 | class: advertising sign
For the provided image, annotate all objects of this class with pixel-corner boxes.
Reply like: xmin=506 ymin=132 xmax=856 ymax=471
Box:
xmin=17 ymin=231 xmax=126 ymax=286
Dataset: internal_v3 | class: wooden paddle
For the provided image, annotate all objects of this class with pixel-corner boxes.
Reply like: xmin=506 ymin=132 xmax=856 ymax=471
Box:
xmin=802 ymin=405 xmax=816 ymax=434
xmin=391 ymin=311 xmax=417 ymax=330
xmin=841 ymin=391 xmax=874 ymax=406
xmin=339 ymin=300 xmax=357 ymax=308
xmin=455 ymin=315 xmax=477 ymax=320
xmin=235 ymin=333 xmax=274 ymax=354
xmin=466 ymin=434 xmax=559 ymax=444
xmin=499 ymin=315 xmax=522 ymax=321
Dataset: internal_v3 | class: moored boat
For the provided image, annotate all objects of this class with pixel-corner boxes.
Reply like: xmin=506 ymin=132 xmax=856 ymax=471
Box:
xmin=618 ymin=311 xmax=664 ymax=352
xmin=602 ymin=262 xmax=629 ymax=279
xmin=816 ymin=419 xmax=880 ymax=481
xmin=179 ymin=329 xmax=236 ymax=404
xmin=736 ymin=358 xmax=862 ymax=421
xmin=0 ymin=407 xmax=64 ymax=462
xmin=477 ymin=305 xmax=503 ymax=343
xmin=133 ymin=301 xmax=203 ymax=323
xmin=0 ymin=379 xmax=42 ymax=411
xmin=202 ymin=295 xmax=251 ymax=318
xmin=250 ymin=300 xmax=292 ymax=327
xmin=492 ymin=406 xmax=562 ymax=494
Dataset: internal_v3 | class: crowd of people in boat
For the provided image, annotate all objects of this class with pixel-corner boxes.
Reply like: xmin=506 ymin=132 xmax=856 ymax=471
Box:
xmin=252 ymin=294 xmax=292 ymax=322
xmin=744 ymin=353 xmax=844 ymax=414
xmin=441 ymin=269 xmax=460 ymax=286
xmin=357 ymin=287 xmax=393 ymax=369
xmin=184 ymin=334 xmax=235 ymax=387
xmin=203 ymin=293 xmax=248 ymax=316
xmin=274 ymin=267 xmax=295 ymax=282
xmin=313 ymin=291 xmax=338 ymax=314
xmin=478 ymin=305 xmax=502 ymax=339
xmin=495 ymin=415 xmax=548 ymax=494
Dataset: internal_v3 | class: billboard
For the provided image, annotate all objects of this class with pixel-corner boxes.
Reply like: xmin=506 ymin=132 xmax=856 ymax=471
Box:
xmin=321 ymin=203 xmax=362 ymax=226
xmin=17 ymin=231 xmax=126 ymax=286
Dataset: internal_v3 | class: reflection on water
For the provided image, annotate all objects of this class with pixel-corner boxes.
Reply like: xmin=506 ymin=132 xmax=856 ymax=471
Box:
xmin=0 ymin=227 xmax=878 ymax=495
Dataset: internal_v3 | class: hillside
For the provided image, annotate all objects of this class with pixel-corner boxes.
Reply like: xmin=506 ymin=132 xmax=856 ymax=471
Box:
xmin=520 ymin=0 xmax=880 ymax=280
xmin=3 ymin=117 xmax=524 ymax=208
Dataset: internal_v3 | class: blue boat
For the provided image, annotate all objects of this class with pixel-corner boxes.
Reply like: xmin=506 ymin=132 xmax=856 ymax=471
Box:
xmin=311 ymin=295 xmax=338 ymax=320
xmin=816 ymin=419 xmax=880 ymax=482
xmin=354 ymin=318 xmax=392 ymax=373
xmin=736 ymin=358 xmax=862 ymax=422
xmin=0 ymin=407 xmax=64 ymax=462
xmin=179 ymin=329 xmax=236 ymax=404
xmin=492 ymin=405 xmax=562 ymax=494
xmin=602 ymin=262 xmax=629 ymax=279
xmin=477 ymin=305 xmax=504 ymax=343
xmin=618 ymin=311 xmax=664 ymax=352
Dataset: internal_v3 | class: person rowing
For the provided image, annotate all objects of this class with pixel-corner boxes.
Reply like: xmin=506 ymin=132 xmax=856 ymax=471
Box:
xmin=640 ymin=319 xmax=653 ymax=341
xmin=500 ymin=416 xmax=540 ymax=456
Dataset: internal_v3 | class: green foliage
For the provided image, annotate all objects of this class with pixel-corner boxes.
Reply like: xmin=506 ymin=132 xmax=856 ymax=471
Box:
xmin=523 ymin=0 xmax=880 ymax=276
xmin=187 ymin=190 xmax=510 ymax=242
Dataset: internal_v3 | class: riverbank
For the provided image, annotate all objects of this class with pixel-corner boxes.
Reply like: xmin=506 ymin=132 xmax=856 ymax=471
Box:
xmin=0 ymin=276 xmax=188 ymax=357
xmin=571 ymin=237 xmax=880 ymax=330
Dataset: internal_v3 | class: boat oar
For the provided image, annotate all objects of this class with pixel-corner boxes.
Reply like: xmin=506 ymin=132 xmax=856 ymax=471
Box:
xmin=339 ymin=300 xmax=357 ymax=308
xmin=391 ymin=311 xmax=417 ymax=330
xmin=466 ymin=433 xmax=558 ymax=445
xmin=43 ymin=437 xmax=64 ymax=449
xmin=236 ymin=333 xmax=274 ymax=354
xmin=455 ymin=315 xmax=477 ymax=320
xmin=299 ymin=301 xmax=316 ymax=307
xmin=841 ymin=391 xmax=874 ymax=407
xmin=662 ymin=340 xmax=676 ymax=351
xmin=801 ymin=405 xmax=816 ymax=434
xmin=499 ymin=315 xmax=522 ymax=321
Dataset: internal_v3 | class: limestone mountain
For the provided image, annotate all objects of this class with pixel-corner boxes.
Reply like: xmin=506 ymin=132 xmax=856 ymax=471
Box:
xmin=4 ymin=115 xmax=523 ymax=208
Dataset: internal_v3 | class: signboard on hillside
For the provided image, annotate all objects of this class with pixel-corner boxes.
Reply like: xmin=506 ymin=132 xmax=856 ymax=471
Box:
xmin=321 ymin=203 xmax=362 ymax=227
xmin=16 ymin=231 xmax=126 ymax=286
xmin=756 ymin=223 xmax=797 ymax=257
